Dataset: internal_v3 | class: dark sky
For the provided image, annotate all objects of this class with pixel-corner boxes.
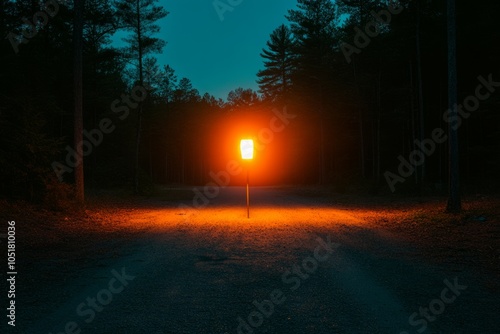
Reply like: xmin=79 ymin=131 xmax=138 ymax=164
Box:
xmin=156 ymin=0 xmax=294 ymax=100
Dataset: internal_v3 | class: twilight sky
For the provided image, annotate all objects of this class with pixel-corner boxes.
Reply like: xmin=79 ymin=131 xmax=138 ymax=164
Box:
xmin=155 ymin=0 xmax=295 ymax=100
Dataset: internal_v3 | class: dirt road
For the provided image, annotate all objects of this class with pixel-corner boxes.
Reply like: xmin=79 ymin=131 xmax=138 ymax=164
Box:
xmin=11 ymin=187 xmax=499 ymax=333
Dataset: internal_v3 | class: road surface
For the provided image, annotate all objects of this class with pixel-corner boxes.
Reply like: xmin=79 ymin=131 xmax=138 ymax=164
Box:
xmin=12 ymin=187 xmax=499 ymax=333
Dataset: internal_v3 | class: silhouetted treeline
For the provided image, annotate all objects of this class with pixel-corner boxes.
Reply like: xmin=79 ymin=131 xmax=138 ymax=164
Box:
xmin=0 ymin=0 xmax=499 ymax=203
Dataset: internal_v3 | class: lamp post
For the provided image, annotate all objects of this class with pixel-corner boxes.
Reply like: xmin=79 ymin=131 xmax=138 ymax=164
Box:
xmin=240 ymin=139 xmax=254 ymax=218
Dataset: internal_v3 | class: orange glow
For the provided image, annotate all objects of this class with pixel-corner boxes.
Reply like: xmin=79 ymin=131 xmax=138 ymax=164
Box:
xmin=208 ymin=108 xmax=305 ymax=185
xmin=240 ymin=139 xmax=254 ymax=160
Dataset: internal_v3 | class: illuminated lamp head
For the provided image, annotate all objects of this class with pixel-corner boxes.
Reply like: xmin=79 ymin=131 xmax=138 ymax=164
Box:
xmin=240 ymin=139 xmax=254 ymax=160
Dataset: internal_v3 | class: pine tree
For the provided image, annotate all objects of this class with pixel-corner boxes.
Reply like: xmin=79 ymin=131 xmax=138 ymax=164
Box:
xmin=446 ymin=0 xmax=460 ymax=213
xmin=73 ymin=0 xmax=84 ymax=203
xmin=115 ymin=0 xmax=168 ymax=193
xmin=227 ymin=88 xmax=260 ymax=110
xmin=159 ymin=65 xmax=178 ymax=105
xmin=257 ymin=24 xmax=295 ymax=103
xmin=286 ymin=0 xmax=337 ymax=89
xmin=174 ymin=78 xmax=199 ymax=103
xmin=286 ymin=0 xmax=338 ymax=183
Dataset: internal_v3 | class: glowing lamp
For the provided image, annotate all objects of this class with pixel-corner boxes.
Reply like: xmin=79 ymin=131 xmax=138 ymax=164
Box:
xmin=240 ymin=139 xmax=254 ymax=160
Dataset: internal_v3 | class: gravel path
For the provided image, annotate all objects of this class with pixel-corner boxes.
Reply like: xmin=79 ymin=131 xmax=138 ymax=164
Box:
xmin=8 ymin=187 xmax=500 ymax=333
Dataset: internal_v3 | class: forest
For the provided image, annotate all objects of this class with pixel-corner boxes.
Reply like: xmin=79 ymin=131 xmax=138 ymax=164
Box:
xmin=1 ymin=0 xmax=499 ymax=208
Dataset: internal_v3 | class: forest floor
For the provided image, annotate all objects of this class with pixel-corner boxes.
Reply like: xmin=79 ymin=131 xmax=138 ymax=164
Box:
xmin=1 ymin=186 xmax=499 ymax=333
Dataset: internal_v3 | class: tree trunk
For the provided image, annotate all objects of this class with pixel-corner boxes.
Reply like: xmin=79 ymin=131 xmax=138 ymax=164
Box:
xmin=134 ymin=0 xmax=144 ymax=194
xmin=318 ymin=79 xmax=325 ymax=184
xmin=446 ymin=0 xmax=461 ymax=213
xmin=376 ymin=68 xmax=382 ymax=182
xmin=416 ymin=1 xmax=425 ymax=186
xmin=165 ymin=151 xmax=168 ymax=183
xmin=149 ymin=137 xmax=153 ymax=180
xmin=319 ymin=117 xmax=325 ymax=184
xmin=409 ymin=60 xmax=419 ymax=185
xmin=353 ymin=61 xmax=365 ymax=178
xmin=73 ymin=0 xmax=85 ymax=203
xmin=181 ymin=143 xmax=185 ymax=184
